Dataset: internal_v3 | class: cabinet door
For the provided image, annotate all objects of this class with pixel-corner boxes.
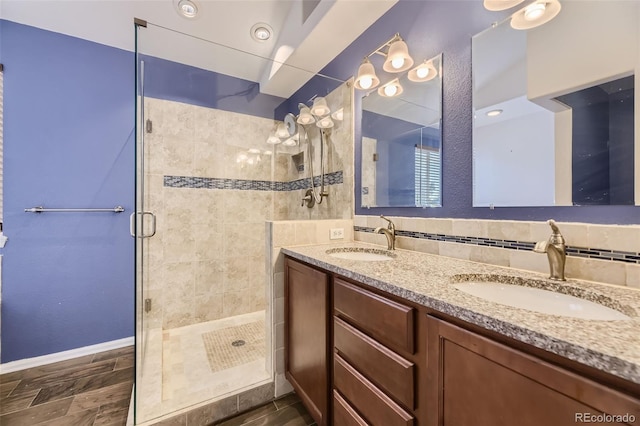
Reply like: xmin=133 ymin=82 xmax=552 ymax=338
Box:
xmin=285 ymin=258 xmax=330 ymax=426
xmin=426 ymin=317 xmax=640 ymax=426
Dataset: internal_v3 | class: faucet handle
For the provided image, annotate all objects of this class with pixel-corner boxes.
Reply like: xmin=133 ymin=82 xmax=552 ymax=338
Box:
xmin=547 ymin=219 xmax=561 ymax=234
xmin=380 ymin=215 xmax=395 ymax=232
xmin=546 ymin=219 xmax=565 ymax=245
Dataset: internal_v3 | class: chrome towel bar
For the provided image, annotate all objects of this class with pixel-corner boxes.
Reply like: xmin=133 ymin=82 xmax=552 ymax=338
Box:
xmin=25 ymin=206 xmax=125 ymax=213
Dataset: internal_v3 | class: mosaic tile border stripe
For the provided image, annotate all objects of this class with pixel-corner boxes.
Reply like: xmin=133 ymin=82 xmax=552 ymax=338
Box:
xmin=164 ymin=171 xmax=343 ymax=192
xmin=354 ymin=226 xmax=640 ymax=265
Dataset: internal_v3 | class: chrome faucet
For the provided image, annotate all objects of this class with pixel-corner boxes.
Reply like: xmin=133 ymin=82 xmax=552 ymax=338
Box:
xmin=533 ymin=219 xmax=566 ymax=281
xmin=374 ymin=215 xmax=396 ymax=250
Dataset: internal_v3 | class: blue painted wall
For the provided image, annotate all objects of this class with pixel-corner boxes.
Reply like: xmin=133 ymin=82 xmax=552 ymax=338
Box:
xmin=141 ymin=55 xmax=284 ymax=119
xmin=316 ymin=0 xmax=640 ymax=223
xmin=0 ymin=21 xmax=287 ymax=362
xmin=0 ymin=20 xmax=135 ymax=362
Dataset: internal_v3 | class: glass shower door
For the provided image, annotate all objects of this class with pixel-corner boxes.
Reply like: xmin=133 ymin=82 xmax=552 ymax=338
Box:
xmin=134 ymin=21 xmax=159 ymax=424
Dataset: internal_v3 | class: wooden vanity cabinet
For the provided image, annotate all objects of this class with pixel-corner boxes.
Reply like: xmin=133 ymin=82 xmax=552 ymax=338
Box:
xmin=332 ymin=277 xmax=424 ymax=426
xmin=284 ymin=258 xmax=331 ymax=426
xmin=284 ymin=255 xmax=640 ymax=426
xmin=426 ymin=316 xmax=640 ymax=426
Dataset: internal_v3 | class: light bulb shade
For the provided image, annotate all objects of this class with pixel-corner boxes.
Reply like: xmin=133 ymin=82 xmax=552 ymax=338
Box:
xmin=383 ymin=39 xmax=414 ymax=73
xmin=266 ymin=134 xmax=281 ymax=144
xmin=354 ymin=58 xmax=380 ymax=90
xmin=310 ymin=97 xmax=331 ymax=116
xmin=297 ymin=107 xmax=316 ymax=125
xmin=511 ymin=0 xmax=561 ymax=30
xmin=483 ymin=0 xmax=524 ymax=11
xmin=316 ymin=116 xmax=335 ymax=129
xmin=377 ymin=80 xmax=403 ymax=97
xmin=331 ymin=108 xmax=344 ymax=121
xmin=282 ymin=136 xmax=298 ymax=146
xmin=408 ymin=60 xmax=437 ymax=82
xmin=275 ymin=123 xmax=290 ymax=139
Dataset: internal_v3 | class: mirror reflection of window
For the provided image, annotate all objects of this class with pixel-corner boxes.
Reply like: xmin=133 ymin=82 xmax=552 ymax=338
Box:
xmin=360 ymin=54 xmax=443 ymax=208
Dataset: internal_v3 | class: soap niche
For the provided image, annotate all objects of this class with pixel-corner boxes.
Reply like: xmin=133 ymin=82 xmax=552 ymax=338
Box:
xmin=292 ymin=151 xmax=304 ymax=173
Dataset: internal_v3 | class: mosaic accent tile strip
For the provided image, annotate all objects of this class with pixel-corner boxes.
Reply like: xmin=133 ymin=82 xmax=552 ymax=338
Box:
xmin=354 ymin=226 xmax=640 ymax=265
xmin=164 ymin=171 xmax=343 ymax=192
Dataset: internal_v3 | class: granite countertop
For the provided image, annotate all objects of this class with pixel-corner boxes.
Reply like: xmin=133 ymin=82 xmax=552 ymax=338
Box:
xmin=281 ymin=242 xmax=640 ymax=385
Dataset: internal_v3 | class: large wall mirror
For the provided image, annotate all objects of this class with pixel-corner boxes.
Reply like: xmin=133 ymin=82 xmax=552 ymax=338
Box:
xmin=472 ymin=2 xmax=638 ymax=207
xmin=361 ymin=54 xmax=442 ymax=208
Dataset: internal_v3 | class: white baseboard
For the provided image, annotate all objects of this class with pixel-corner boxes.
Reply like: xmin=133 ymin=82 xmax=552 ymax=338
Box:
xmin=0 ymin=336 xmax=134 ymax=374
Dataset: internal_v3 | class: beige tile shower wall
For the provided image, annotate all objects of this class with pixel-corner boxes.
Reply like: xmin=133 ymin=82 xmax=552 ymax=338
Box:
xmin=144 ymin=98 xmax=278 ymax=330
xmin=266 ymin=219 xmax=354 ymax=397
xmin=355 ymin=215 xmax=640 ymax=289
xmin=276 ymin=80 xmax=354 ymax=221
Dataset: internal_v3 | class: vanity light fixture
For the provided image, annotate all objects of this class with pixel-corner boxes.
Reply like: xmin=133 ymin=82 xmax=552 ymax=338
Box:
xmin=483 ymin=0 xmax=524 ymax=11
xmin=510 ymin=0 xmax=562 ymax=30
xmin=382 ymin=37 xmax=414 ymax=73
xmin=354 ymin=33 xmax=415 ymax=91
xmin=378 ymin=79 xmax=403 ymax=97
xmin=176 ymin=0 xmax=199 ymax=18
xmin=486 ymin=109 xmax=503 ymax=117
xmin=251 ymin=23 xmax=273 ymax=42
xmin=354 ymin=58 xmax=380 ymax=90
xmin=408 ymin=60 xmax=437 ymax=83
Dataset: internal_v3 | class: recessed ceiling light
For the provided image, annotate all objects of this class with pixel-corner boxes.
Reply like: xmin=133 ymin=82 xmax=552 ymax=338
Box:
xmin=486 ymin=109 xmax=503 ymax=117
xmin=176 ymin=0 xmax=198 ymax=18
xmin=251 ymin=23 xmax=273 ymax=42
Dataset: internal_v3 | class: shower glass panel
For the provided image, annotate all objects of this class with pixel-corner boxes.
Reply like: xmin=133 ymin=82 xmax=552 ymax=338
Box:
xmin=134 ymin=22 xmax=345 ymax=424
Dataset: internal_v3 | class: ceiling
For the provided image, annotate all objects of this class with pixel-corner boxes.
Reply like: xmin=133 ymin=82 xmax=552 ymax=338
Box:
xmin=1 ymin=0 xmax=397 ymax=98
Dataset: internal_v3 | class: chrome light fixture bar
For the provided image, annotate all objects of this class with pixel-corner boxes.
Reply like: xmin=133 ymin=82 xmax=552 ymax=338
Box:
xmin=354 ymin=33 xmax=439 ymax=96
xmin=354 ymin=33 xmax=413 ymax=91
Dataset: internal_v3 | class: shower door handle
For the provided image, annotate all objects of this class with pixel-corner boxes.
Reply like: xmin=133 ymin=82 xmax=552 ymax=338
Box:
xmin=130 ymin=211 xmax=157 ymax=238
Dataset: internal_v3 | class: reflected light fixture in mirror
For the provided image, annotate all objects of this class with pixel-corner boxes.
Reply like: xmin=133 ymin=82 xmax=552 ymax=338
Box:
xmin=316 ymin=116 xmax=335 ymax=129
xmin=331 ymin=108 xmax=344 ymax=121
xmin=266 ymin=133 xmax=281 ymax=144
xmin=282 ymin=133 xmax=299 ymax=146
xmin=310 ymin=97 xmax=331 ymax=116
xmin=354 ymin=58 xmax=380 ymax=90
xmin=378 ymin=79 xmax=403 ymax=97
xmin=275 ymin=123 xmax=290 ymax=138
xmin=408 ymin=60 xmax=437 ymax=82
xmin=483 ymin=0 xmax=524 ymax=11
xmin=510 ymin=0 xmax=562 ymax=30
xmin=297 ymin=106 xmax=315 ymax=125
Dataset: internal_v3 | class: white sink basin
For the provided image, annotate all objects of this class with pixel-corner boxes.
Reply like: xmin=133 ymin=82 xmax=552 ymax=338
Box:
xmin=453 ymin=282 xmax=631 ymax=321
xmin=326 ymin=248 xmax=394 ymax=261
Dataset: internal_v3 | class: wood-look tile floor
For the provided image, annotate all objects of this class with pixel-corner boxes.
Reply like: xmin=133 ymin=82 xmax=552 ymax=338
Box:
xmin=215 ymin=393 xmax=316 ymax=426
xmin=0 ymin=346 xmax=134 ymax=426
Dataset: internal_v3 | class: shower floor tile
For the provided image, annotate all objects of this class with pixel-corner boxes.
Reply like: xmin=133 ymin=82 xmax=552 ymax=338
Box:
xmin=137 ymin=311 xmax=271 ymax=423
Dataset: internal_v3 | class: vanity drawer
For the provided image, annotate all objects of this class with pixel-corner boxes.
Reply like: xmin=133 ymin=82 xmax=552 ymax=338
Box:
xmin=334 ymin=390 xmax=369 ymax=426
xmin=334 ymin=317 xmax=415 ymax=409
xmin=334 ymin=278 xmax=415 ymax=353
xmin=334 ymin=354 xmax=414 ymax=426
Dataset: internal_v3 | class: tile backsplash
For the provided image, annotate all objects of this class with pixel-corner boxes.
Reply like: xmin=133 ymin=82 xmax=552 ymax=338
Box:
xmin=355 ymin=216 xmax=640 ymax=289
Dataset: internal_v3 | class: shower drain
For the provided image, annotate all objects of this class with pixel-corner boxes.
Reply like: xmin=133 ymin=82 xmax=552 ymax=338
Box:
xmin=231 ymin=340 xmax=246 ymax=347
